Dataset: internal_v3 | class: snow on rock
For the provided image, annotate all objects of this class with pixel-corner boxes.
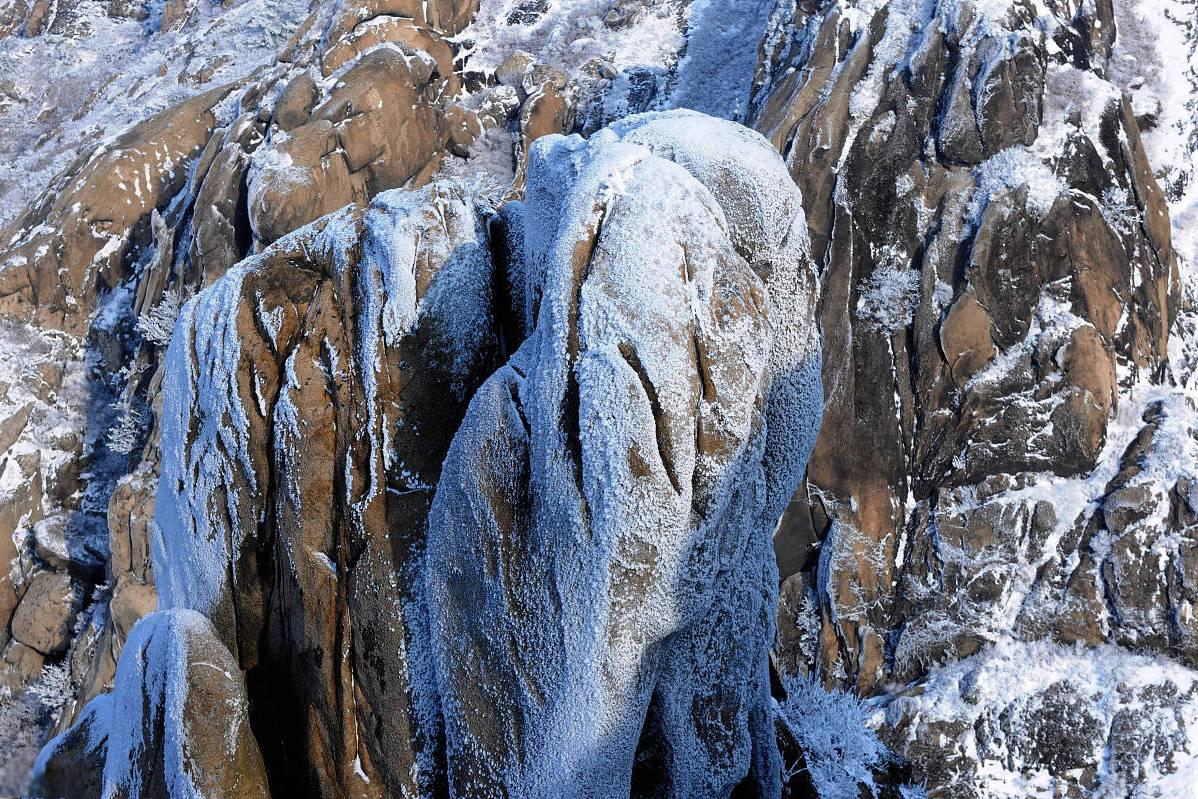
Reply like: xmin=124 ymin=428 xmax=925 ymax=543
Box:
xmin=31 ymin=608 xmax=270 ymax=799
xmin=0 ymin=0 xmax=314 ymax=230
xmin=669 ymin=0 xmax=778 ymax=121
xmin=875 ymin=638 xmax=1198 ymax=798
xmin=425 ymin=110 xmax=820 ymax=797
xmin=751 ymin=0 xmax=1182 ymax=701
xmin=153 ymin=180 xmax=502 ymax=797
xmin=0 ymin=84 xmax=239 ymax=334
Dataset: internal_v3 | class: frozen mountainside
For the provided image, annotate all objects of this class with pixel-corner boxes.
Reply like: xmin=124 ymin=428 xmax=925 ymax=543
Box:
xmin=1111 ymin=0 xmax=1198 ymax=265
xmin=0 ymin=0 xmax=1197 ymax=796
xmin=31 ymin=112 xmax=820 ymax=798
xmin=0 ymin=0 xmax=315 ymax=229
xmin=873 ymin=639 xmax=1198 ymax=798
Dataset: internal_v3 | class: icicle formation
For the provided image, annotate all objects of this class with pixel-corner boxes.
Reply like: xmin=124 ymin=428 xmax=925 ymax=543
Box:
xmin=425 ymin=110 xmax=821 ymax=797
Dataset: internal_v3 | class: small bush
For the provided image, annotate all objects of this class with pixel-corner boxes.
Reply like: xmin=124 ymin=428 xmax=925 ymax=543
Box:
xmin=107 ymin=404 xmax=143 ymax=455
xmin=0 ymin=661 xmax=74 ymax=793
xmin=776 ymin=676 xmax=891 ymax=799
xmin=136 ymin=288 xmax=182 ymax=347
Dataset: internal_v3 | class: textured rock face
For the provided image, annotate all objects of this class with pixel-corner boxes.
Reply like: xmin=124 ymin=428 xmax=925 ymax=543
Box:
xmin=32 ymin=608 xmax=270 ymax=799
xmin=873 ymin=640 xmax=1198 ymax=798
xmin=0 ymin=0 xmax=510 ymax=750
xmin=141 ymin=112 xmax=820 ymax=797
xmin=748 ymin=0 xmax=1197 ymax=793
xmin=426 ymin=111 xmax=820 ymax=797
xmin=753 ymin=0 xmax=1179 ymax=690
xmin=153 ymin=181 xmax=502 ymax=796
xmin=247 ymin=47 xmax=450 ymax=244
xmin=0 ymin=85 xmax=235 ymax=333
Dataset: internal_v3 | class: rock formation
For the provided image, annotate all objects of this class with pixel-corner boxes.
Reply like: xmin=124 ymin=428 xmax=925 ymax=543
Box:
xmin=0 ymin=0 xmax=1196 ymax=797
xmin=33 ymin=608 xmax=270 ymax=799
xmin=152 ymin=182 xmax=501 ymax=797
xmin=426 ymin=111 xmax=820 ymax=797
xmin=32 ymin=111 xmax=820 ymax=797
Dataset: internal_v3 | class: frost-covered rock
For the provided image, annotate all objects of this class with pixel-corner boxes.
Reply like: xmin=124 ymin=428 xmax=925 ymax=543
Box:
xmin=0 ymin=85 xmax=238 ymax=334
xmin=874 ymin=639 xmax=1198 ymax=798
xmin=425 ymin=110 xmax=820 ymax=798
xmin=0 ymin=0 xmax=498 ymax=763
xmin=246 ymin=47 xmax=449 ymax=244
xmin=31 ymin=608 xmax=270 ymax=799
xmin=752 ymin=0 xmax=1181 ymax=695
xmin=152 ymin=181 xmax=502 ymax=797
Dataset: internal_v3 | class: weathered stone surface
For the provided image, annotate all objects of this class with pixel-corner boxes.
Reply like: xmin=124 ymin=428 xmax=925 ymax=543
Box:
xmin=30 ymin=690 xmax=108 ymax=799
xmin=750 ymin=0 xmax=1179 ymax=697
xmin=0 ymin=638 xmax=44 ymax=694
xmin=32 ymin=515 xmax=105 ymax=581
xmin=11 ymin=570 xmax=78 ymax=655
xmin=32 ymin=609 xmax=270 ymax=799
xmin=0 ymin=85 xmax=235 ymax=333
xmin=876 ymin=641 xmax=1198 ymax=798
xmin=427 ymin=111 xmax=820 ymax=798
xmin=185 ymin=114 xmax=264 ymax=290
xmin=153 ymin=181 xmax=502 ymax=797
xmin=248 ymin=48 xmax=448 ymax=244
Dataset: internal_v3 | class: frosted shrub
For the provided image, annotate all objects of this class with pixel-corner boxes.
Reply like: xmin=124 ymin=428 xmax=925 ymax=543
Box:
xmin=107 ymin=403 xmax=143 ymax=455
xmin=776 ymin=676 xmax=891 ymax=799
xmin=136 ymin=288 xmax=182 ymax=347
xmin=855 ymin=265 xmax=920 ymax=335
xmin=0 ymin=661 xmax=74 ymax=793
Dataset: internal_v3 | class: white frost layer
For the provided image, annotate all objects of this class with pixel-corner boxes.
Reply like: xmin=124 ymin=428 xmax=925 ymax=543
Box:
xmin=427 ymin=110 xmax=820 ymax=797
xmin=669 ymin=0 xmax=779 ymax=122
xmin=153 ymin=182 xmax=494 ymax=623
xmin=0 ymin=0 xmax=313 ymax=228
xmin=874 ymin=638 xmax=1198 ymax=798
xmin=455 ymin=0 xmax=683 ymax=77
xmin=1110 ymin=0 xmax=1198 ymax=269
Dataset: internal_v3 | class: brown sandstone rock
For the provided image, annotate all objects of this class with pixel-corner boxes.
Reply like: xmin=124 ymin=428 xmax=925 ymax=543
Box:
xmin=0 ymin=84 xmax=236 ymax=333
xmin=154 ymin=182 xmax=502 ymax=797
xmin=248 ymin=48 xmax=448 ymax=244
xmin=0 ymin=639 xmax=44 ymax=694
xmin=11 ymin=570 xmax=79 ymax=655
xmin=33 ymin=609 xmax=271 ymax=799
xmin=750 ymin=0 xmax=1179 ymax=693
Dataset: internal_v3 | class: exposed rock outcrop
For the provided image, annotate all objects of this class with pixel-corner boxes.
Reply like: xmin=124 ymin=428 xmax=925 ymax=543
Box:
xmin=68 ymin=111 xmax=820 ymax=798
xmin=753 ymin=0 xmax=1179 ymax=690
xmin=32 ymin=608 xmax=270 ymax=799
xmin=0 ymin=0 xmax=499 ymax=746
xmin=2 ymin=0 xmax=1197 ymax=796
xmin=426 ymin=111 xmax=820 ymax=797
xmin=152 ymin=181 xmax=502 ymax=796
xmin=748 ymin=0 xmax=1196 ymax=793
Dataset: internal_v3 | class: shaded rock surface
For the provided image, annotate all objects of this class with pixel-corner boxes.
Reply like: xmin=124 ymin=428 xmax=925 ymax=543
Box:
xmin=752 ymin=0 xmax=1181 ymax=689
xmin=153 ymin=181 xmax=502 ymax=797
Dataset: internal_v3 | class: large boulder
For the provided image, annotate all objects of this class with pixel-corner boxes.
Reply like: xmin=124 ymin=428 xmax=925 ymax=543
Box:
xmin=10 ymin=571 xmax=79 ymax=656
xmin=426 ymin=111 xmax=821 ymax=797
xmin=151 ymin=182 xmax=503 ymax=797
xmin=31 ymin=608 xmax=270 ymax=799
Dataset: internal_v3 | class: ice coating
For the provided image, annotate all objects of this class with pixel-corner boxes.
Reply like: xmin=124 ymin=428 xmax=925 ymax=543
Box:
xmin=425 ymin=111 xmax=821 ymax=797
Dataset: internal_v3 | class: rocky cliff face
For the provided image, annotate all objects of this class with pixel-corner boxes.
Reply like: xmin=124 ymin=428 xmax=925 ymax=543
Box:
xmin=0 ymin=0 xmax=1196 ymax=797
